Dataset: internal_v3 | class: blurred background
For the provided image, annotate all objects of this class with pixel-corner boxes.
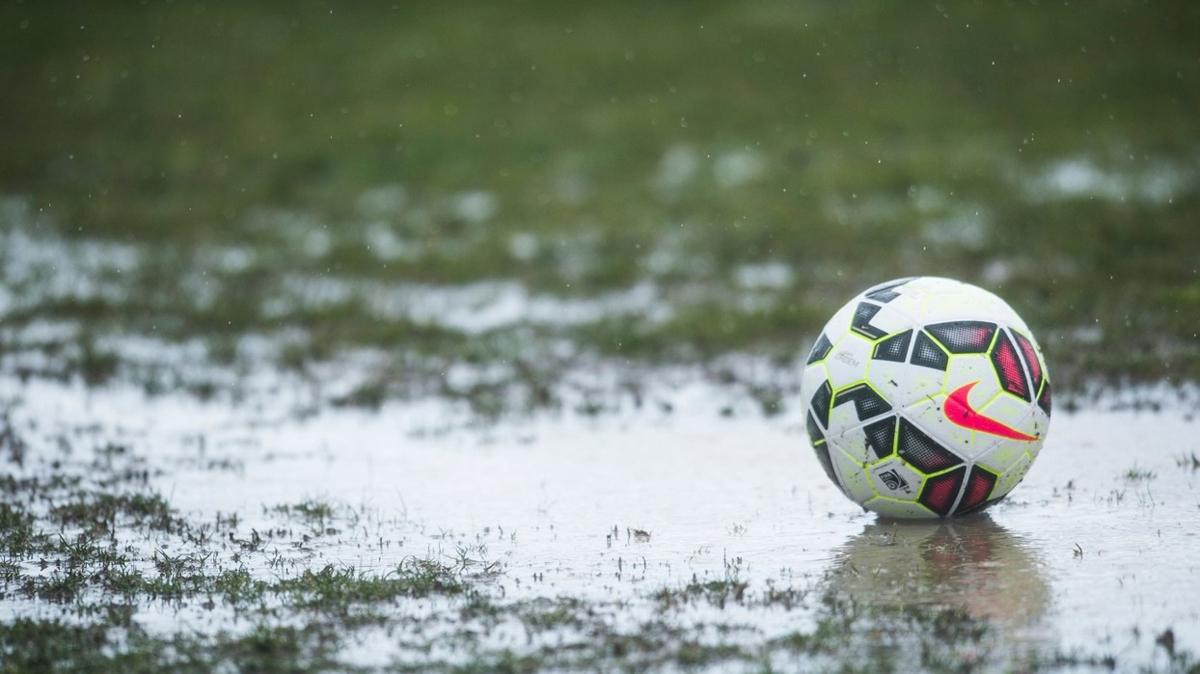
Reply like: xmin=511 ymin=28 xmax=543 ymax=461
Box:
xmin=2 ymin=1 xmax=1198 ymax=417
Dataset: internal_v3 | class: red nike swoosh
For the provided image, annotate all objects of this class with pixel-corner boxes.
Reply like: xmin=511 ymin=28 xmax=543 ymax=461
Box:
xmin=944 ymin=381 xmax=1038 ymax=442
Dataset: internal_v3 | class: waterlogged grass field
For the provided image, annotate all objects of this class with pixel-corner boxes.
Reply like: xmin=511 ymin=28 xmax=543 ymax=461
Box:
xmin=2 ymin=1 xmax=1200 ymax=672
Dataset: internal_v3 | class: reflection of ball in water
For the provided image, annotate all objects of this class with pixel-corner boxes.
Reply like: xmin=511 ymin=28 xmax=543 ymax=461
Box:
xmin=825 ymin=517 xmax=1051 ymax=629
xmin=801 ymin=278 xmax=1052 ymax=519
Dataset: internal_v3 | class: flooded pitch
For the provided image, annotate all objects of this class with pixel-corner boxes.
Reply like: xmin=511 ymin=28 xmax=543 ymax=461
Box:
xmin=4 ymin=374 xmax=1197 ymax=672
xmin=3 ymin=1 xmax=1200 ymax=670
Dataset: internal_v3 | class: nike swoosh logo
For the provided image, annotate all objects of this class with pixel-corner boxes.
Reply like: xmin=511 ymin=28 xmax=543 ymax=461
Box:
xmin=944 ymin=381 xmax=1038 ymax=442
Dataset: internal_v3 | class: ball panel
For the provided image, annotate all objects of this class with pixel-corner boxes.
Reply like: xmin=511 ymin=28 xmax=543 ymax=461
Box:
xmin=809 ymin=379 xmax=834 ymax=429
xmin=896 ymin=417 xmax=963 ymax=473
xmin=910 ymin=331 xmax=950 ymax=371
xmin=833 ymin=422 xmax=872 ymax=464
xmin=1026 ymin=408 xmax=1050 ymax=452
xmin=835 ymin=412 xmax=898 ymax=463
xmin=861 ymin=416 xmax=897 ymax=461
xmin=917 ymin=465 xmax=967 ymax=516
xmin=926 ymin=321 xmax=997 ymax=354
xmin=867 ymin=457 xmax=923 ymax=501
xmin=1011 ymin=330 xmax=1045 ymax=391
xmin=858 ymin=299 xmax=913 ymax=337
xmin=800 ymin=362 xmax=830 ymax=409
xmin=823 ymin=333 xmax=876 ymax=391
xmin=1037 ymin=379 xmax=1052 ymax=416
xmin=976 ymin=435 xmax=1032 ymax=475
xmin=943 ymin=353 xmax=1003 ymax=407
xmin=828 ymin=444 xmax=875 ymax=504
xmin=806 ymin=332 xmax=834 ymax=364
xmin=850 ymin=302 xmax=888 ymax=339
xmin=864 ymin=496 xmax=937 ymax=519
xmin=903 ymin=396 xmax=976 ymax=457
xmin=809 ymin=435 xmax=842 ymax=493
xmin=990 ymin=330 xmax=1032 ymax=401
xmin=994 ymin=451 xmax=1034 ymax=498
xmin=805 ymin=410 xmax=824 ymax=444
xmin=979 ymin=393 xmax=1042 ymax=442
xmin=871 ymin=329 xmax=913 ymax=362
xmin=956 ymin=465 xmax=1000 ymax=514
xmin=866 ymin=356 xmax=941 ymax=411
xmin=832 ymin=382 xmax=893 ymax=423
xmin=905 ymin=278 xmax=1028 ymax=331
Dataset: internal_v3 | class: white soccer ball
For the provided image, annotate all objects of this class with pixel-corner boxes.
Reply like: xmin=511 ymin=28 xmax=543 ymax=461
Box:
xmin=800 ymin=277 xmax=1052 ymax=519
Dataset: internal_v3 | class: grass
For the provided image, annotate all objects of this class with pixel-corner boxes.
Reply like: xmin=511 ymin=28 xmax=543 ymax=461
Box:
xmin=654 ymin=577 xmax=748 ymax=609
xmin=276 ymin=560 xmax=467 ymax=613
xmin=0 ymin=619 xmax=353 ymax=674
xmin=1 ymin=1 xmax=1199 ymax=415
xmin=50 ymin=492 xmax=181 ymax=534
xmin=1123 ymin=467 xmax=1158 ymax=482
xmin=270 ymin=498 xmax=341 ymax=535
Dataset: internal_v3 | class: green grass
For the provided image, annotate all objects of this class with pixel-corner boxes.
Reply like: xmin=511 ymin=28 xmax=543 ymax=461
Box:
xmin=1123 ymin=467 xmax=1157 ymax=482
xmin=0 ymin=619 xmax=355 ymax=674
xmin=276 ymin=560 xmax=467 ymax=610
xmin=1 ymin=1 xmax=1199 ymax=414
xmin=51 ymin=492 xmax=181 ymax=534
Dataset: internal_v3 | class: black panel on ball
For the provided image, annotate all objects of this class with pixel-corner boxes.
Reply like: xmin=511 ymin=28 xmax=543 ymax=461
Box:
xmin=910 ymin=331 xmax=949 ymax=370
xmin=850 ymin=302 xmax=888 ymax=339
xmin=807 ymin=333 xmax=834 ymax=364
xmin=811 ymin=380 xmax=833 ymax=428
xmin=897 ymin=418 xmax=962 ymax=473
xmin=872 ymin=329 xmax=912 ymax=362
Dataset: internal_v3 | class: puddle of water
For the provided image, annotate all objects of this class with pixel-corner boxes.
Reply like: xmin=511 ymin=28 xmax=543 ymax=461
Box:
xmin=5 ymin=374 xmax=1198 ymax=669
xmin=1021 ymin=158 xmax=1194 ymax=204
xmin=268 ymin=276 xmax=675 ymax=333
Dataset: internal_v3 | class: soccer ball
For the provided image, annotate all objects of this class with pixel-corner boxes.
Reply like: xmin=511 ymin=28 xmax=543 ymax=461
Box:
xmin=801 ymin=277 xmax=1052 ymax=518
